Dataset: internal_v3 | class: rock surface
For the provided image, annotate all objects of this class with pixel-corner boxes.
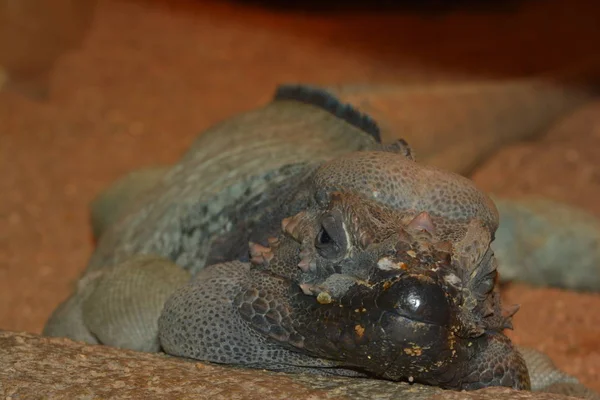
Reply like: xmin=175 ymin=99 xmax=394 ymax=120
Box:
xmin=472 ymin=101 xmax=600 ymax=217
xmin=0 ymin=331 xmax=589 ymax=400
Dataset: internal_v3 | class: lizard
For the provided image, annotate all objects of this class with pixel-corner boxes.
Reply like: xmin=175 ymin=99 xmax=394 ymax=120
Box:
xmin=43 ymin=82 xmax=600 ymax=396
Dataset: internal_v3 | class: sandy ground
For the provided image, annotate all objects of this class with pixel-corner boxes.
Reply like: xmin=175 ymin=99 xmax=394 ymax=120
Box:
xmin=0 ymin=0 xmax=599 ymax=391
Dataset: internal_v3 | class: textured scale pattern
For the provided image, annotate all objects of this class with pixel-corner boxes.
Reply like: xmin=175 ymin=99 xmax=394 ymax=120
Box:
xmin=87 ymin=99 xmax=382 ymax=276
xmin=159 ymin=261 xmax=340 ymax=371
xmin=311 ymin=151 xmax=499 ymax=237
xmin=44 ymin=255 xmax=190 ymax=352
xmin=82 ymin=256 xmax=190 ymax=352
xmin=42 ymin=82 xmax=600 ymax=398
xmin=461 ymin=334 xmax=531 ymax=390
xmin=518 ymin=347 xmax=580 ymax=391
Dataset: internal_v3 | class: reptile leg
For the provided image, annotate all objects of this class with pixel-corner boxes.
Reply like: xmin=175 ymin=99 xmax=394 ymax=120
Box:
xmin=44 ymin=255 xmax=190 ymax=352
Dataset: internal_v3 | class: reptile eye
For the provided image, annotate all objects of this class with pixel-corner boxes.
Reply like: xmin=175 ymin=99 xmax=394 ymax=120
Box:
xmin=314 ymin=211 xmax=348 ymax=260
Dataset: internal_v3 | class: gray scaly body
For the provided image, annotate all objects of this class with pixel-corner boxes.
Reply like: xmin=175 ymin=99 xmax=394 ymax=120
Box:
xmin=44 ymin=83 xmax=599 ymax=397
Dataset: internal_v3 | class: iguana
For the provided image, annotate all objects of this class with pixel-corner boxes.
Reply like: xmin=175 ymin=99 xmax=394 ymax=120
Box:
xmin=43 ymin=81 xmax=599 ymax=397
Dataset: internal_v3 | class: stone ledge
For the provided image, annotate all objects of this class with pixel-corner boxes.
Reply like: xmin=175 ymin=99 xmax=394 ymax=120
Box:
xmin=0 ymin=331 xmax=584 ymax=400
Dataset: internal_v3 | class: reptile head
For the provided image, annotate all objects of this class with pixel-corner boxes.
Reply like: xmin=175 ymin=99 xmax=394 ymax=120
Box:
xmin=248 ymin=191 xmax=529 ymax=390
xmin=251 ymin=191 xmax=446 ymax=282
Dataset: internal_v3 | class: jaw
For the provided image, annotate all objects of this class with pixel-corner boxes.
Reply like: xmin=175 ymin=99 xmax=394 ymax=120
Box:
xmin=376 ymin=326 xmax=530 ymax=390
xmin=440 ymin=332 xmax=531 ymax=391
xmin=300 ymin=276 xmax=528 ymax=392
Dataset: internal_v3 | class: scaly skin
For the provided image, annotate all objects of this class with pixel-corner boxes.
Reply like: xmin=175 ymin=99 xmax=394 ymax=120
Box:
xmin=160 ymin=192 xmax=529 ymax=390
xmin=43 ymin=82 xmax=600 ymax=397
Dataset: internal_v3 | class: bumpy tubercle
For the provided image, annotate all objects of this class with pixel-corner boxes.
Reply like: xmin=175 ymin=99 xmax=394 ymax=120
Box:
xmin=249 ymin=242 xmax=274 ymax=266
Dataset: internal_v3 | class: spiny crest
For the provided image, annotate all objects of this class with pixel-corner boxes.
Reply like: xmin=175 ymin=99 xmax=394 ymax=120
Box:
xmin=274 ymin=84 xmax=382 ymax=143
xmin=450 ymin=220 xmax=509 ymax=336
xmin=381 ymin=139 xmax=415 ymax=160
xmin=453 ymin=219 xmax=496 ymax=297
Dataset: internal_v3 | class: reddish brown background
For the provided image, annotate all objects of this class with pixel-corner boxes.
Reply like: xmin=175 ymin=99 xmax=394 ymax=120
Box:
xmin=1 ymin=0 xmax=598 ymax=391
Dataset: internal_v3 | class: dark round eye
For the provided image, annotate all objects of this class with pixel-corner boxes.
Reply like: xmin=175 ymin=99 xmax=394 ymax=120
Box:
xmin=380 ymin=277 xmax=450 ymax=326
